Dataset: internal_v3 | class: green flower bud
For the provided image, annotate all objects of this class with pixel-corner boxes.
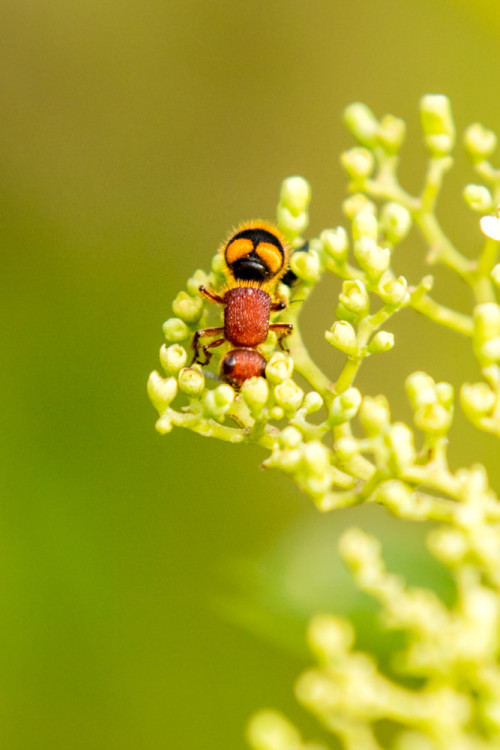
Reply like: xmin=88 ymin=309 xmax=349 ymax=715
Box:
xmin=340 ymin=147 xmax=375 ymax=180
xmin=464 ymin=123 xmax=497 ymax=162
xmin=204 ymin=383 xmax=235 ymax=418
xmin=276 ymin=205 xmax=309 ymax=241
xmin=377 ymin=114 xmax=406 ymax=154
xmin=178 ymin=366 xmax=205 ymax=396
xmin=342 ymin=193 xmax=376 ymax=221
xmin=414 ymin=402 xmax=452 ymax=434
xmin=290 ymin=248 xmax=321 ymax=283
xmin=280 ymin=425 xmax=303 ymax=449
xmin=162 ymin=317 xmax=190 ymax=342
xmin=378 ymin=275 xmax=409 ymax=306
xmin=352 ymin=208 xmax=378 ymax=241
xmin=367 ymin=330 xmax=395 ymax=353
xmin=344 ymin=102 xmax=379 ymax=148
xmin=360 ymin=395 xmax=391 ymax=436
xmin=302 ymin=441 xmax=330 ymax=475
xmin=380 ymin=202 xmax=412 ymax=243
xmin=269 ymin=405 xmax=284 ymax=420
xmin=302 ymin=391 xmax=323 ymax=414
xmin=246 ymin=710 xmax=302 ymax=750
xmin=320 ymin=227 xmax=349 ymax=265
xmin=266 ymin=352 xmax=294 ymax=384
xmin=155 ymin=413 xmax=174 ymax=435
xmin=186 ymin=269 xmax=210 ymax=296
xmin=279 ymin=175 xmax=311 ymax=215
xmin=325 ymin=320 xmax=358 ymax=355
xmin=387 ymin=422 xmax=416 ymax=471
xmin=307 ymin=614 xmax=354 ymax=662
xmin=481 ymin=337 xmax=500 ymax=363
xmin=339 ymin=279 xmax=370 ymax=317
xmin=353 ymin=238 xmax=391 ymax=280
xmin=420 ymin=94 xmax=455 ymax=155
xmin=241 ymin=376 xmax=269 ymax=416
xmin=339 ymin=527 xmax=381 ymax=569
xmin=463 ymin=184 xmax=493 ymax=213
xmin=159 ymin=343 xmax=188 ymax=375
xmin=474 ymin=302 xmax=500 ymax=344
xmin=147 ymin=371 xmax=178 ymax=413
xmin=211 ymin=252 xmax=226 ymax=276
xmin=329 ymin=387 xmax=362 ymax=425
xmin=435 ymin=381 xmax=454 ymax=409
xmin=480 ymin=214 xmax=500 ymax=242
xmin=405 ymin=372 xmax=437 ymax=410
xmin=334 ymin=436 xmax=359 ymax=461
xmin=375 ymin=480 xmax=414 ymax=514
xmin=491 ymin=264 xmax=500 ymax=286
xmin=274 ymin=379 xmax=305 ymax=414
xmin=427 ymin=527 xmax=467 ymax=566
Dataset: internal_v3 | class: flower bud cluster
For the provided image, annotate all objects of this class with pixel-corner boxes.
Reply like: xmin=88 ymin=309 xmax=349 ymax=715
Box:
xmin=405 ymin=372 xmax=454 ymax=435
xmin=344 ymin=102 xmax=406 ymax=154
xmin=264 ymin=430 xmax=336 ymax=499
xmin=473 ymin=303 xmax=500 ymax=366
xmin=277 ymin=176 xmax=311 ymax=242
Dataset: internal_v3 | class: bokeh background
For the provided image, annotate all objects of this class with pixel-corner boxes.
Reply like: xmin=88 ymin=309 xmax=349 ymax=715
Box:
xmin=3 ymin=0 xmax=500 ymax=747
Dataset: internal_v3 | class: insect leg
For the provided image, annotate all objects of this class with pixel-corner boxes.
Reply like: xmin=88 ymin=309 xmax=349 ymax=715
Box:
xmin=269 ymin=323 xmax=293 ymax=351
xmin=191 ymin=327 xmax=225 ymax=364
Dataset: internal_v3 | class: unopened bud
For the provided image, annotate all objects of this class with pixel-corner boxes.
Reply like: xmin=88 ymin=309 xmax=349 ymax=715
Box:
xmin=246 ymin=710 xmax=301 ymax=750
xmin=204 ymin=383 xmax=235 ymax=417
xmin=339 ymin=279 xmax=370 ymax=317
xmin=276 ymin=205 xmax=308 ymax=240
xmin=302 ymin=391 xmax=324 ymax=414
xmin=147 ymin=371 xmax=178 ymax=413
xmin=354 ymin=238 xmax=391 ymax=280
xmin=341 ymin=147 xmax=375 ymax=179
xmin=464 ymin=123 xmax=497 ymax=162
xmin=325 ymin=320 xmax=357 ymax=355
xmin=387 ymin=422 xmax=416 ymax=470
xmin=307 ymin=614 xmax=354 ymax=662
xmin=377 ymin=114 xmax=406 ymax=154
xmin=162 ymin=317 xmax=190 ymax=342
xmin=186 ymin=269 xmax=210 ymax=296
xmin=342 ymin=194 xmax=376 ymax=221
xmin=329 ymin=387 xmax=362 ymax=425
xmin=279 ymin=175 xmax=311 ymax=215
xmin=159 ymin=343 xmax=188 ymax=375
xmin=367 ymin=330 xmax=395 ymax=353
xmin=344 ymin=102 xmax=379 ymax=148
xmin=266 ymin=352 xmax=294 ymax=384
xmin=290 ymin=248 xmax=321 ymax=283
xmin=378 ymin=275 xmax=409 ymax=306
xmin=463 ymin=184 xmax=493 ymax=213
xmin=360 ymin=394 xmax=391 ymax=436
xmin=178 ymin=366 xmax=205 ymax=396
xmin=380 ymin=202 xmax=412 ymax=243
xmin=320 ymin=227 xmax=349 ymax=264
xmin=241 ymin=377 xmax=269 ymax=415
xmin=274 ymin=379 xmax=304 ymax=414
xmin=420 ymin=94 xmax=455 ymax=155
xmin=352 ymin=209 xmax=378 ymax=241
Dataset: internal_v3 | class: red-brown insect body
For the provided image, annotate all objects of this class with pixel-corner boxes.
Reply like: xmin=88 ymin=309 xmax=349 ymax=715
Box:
xmin=223 ymin=287 xmax=271 ymax=348
xmin=221 ymin=348 xmax=267 ymax=389
xmin=191 ymin=221 xmax=293 ymax=388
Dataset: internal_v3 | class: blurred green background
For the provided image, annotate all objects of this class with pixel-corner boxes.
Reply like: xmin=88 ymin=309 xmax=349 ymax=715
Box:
xmin=2 ymin=0 xmax=500 ymax=747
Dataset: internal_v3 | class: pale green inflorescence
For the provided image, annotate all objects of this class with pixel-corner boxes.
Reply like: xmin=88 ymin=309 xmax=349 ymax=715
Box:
xmin=148 ymin=96 xmax=500 ymax=748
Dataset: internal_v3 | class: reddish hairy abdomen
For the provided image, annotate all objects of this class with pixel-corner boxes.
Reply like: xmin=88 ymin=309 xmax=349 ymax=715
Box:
xmin=223 ymin=287 xmax=270 ymax=347
xmin=221 ymin=349 xmax=267 ymax=388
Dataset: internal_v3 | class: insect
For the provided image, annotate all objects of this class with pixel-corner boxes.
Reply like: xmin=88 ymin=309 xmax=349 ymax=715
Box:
xmin=192 ymin=221 xmax=293 ymax=389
